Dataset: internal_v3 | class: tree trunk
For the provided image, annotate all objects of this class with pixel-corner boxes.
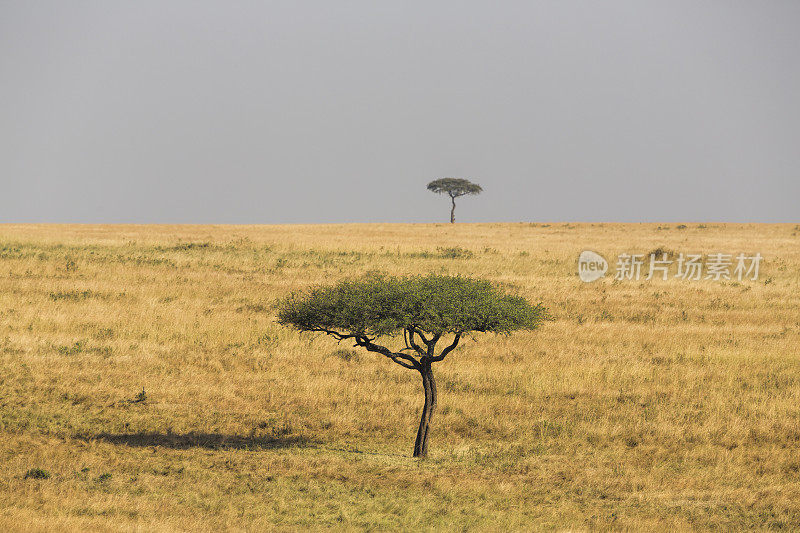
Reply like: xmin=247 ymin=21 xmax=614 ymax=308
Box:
xmin=413 ymin=365 xmax=437 ymax=457
xmin=450 ymin=196 xmax=456 ymax=224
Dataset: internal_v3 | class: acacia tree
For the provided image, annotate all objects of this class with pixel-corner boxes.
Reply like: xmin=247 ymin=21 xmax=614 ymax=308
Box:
xmin=427 ymin=178 xmax=483 ymax=223
xmin=277 ymin=274 xmax=547 ymax=457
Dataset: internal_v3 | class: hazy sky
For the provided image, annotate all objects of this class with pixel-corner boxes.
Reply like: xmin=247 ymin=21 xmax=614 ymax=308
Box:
xmin=2 ymin=1 xmax=798 ymax=223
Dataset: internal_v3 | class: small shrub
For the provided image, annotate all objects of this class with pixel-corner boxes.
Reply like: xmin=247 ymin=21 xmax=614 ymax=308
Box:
xmin=169 ymin=242 xmax=211 ymax=251
xmin=648 ymin=247 xmax=674 ymax=258
xmin=24 ymin=468 xmax=50 ymax=480
xmin=598 ymin=310 xmax=614 ymax=322
xmin=236 ymin=303 xmax=268 ymax=313
xmin=97 ymin=473 xmax=112 ymax=482
xmin=436 ymin=246 xmax=474 ymax=259
xmin=56 ymin=341 xmax=85 ymax=356
xmin=93 ymin=327 xmax=115 ymax=340
xmin=329 ymin=348 xmax=360 ymax=363
xmin=49 ymin=290 xmax=106 ymax=301
xmin=134 ymin=388 xmax=147 ymax=403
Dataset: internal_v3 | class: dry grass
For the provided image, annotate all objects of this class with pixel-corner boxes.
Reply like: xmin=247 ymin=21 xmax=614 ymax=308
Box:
xmin=0 ymin=223 xmax=799 ymax=531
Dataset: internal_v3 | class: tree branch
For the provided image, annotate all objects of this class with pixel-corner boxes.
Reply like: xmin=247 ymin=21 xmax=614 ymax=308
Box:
xmin=427 ymin=332 xmax=441 ymax=356
xmin=302 ymin=326 xmax=420 ymax=370
xmin=355 ymin=335 xmax=421 ymax=371
xmin=409 ymin=326 xmax=430 ymax=345
xmin=304 ymin=326 xmax=358 ymax=342
xmin=430 ymin=332 xmax=461 ymax=362
xmin=406 ymin=327 xmax=428 ymax=357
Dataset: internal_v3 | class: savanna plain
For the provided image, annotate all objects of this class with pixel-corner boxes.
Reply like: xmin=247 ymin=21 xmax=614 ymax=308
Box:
xmin=1 ymin=223 xmax=799 ymax=532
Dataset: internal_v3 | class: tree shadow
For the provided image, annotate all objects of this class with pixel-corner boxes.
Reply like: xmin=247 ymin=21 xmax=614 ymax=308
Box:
xmin=85 ymin=431 xmax=310 ymax=450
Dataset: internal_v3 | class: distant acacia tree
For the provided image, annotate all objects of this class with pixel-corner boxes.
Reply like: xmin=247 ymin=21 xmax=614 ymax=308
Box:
xmin=277 ymin=274 xmax=548 ymax=457
xmin=427 ymin=178 xmax=483 ymax=223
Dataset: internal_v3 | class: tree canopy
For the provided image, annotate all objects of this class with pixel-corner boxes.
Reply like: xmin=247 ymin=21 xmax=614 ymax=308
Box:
xmin=426 ymin=178 xmax=483 ymax=198
xmin=277 ymin=273 xmax=546 ymax=342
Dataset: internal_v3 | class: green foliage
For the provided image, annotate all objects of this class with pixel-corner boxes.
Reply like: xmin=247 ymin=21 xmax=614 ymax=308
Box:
xmin=427 ymin=178 xmax=483 ymax=198
xmin=49 ymin=290 xmax=110 ymax=301
xmin=277 ymin=274 xmax=547 ymax=338
xmin=436 ymin=246 xmax=474 ymax=259
xmin=24 ymin=468 xmax=50 ymax=480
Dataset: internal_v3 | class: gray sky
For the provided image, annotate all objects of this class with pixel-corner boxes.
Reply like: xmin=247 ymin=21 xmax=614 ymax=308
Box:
xmin=2 ymin=1 xmax=798 ymax=223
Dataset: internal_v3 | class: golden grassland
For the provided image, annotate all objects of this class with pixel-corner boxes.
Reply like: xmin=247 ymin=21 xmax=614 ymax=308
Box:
xmin=0 ymin=222 xmax=799 ymax=531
